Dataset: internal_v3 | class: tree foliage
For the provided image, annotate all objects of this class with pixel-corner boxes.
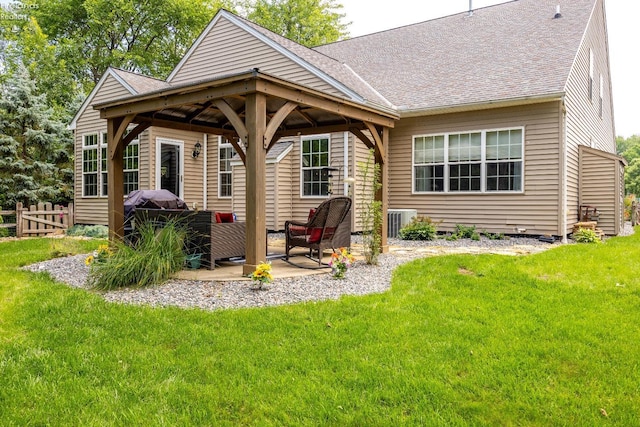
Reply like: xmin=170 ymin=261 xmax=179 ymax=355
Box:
xmin=245 ymin=0 xmax=349 ymax=47
xmin=0 ymin=62 xmax=73 ymax=208
xmin=24 ymin=0 xmax=236 ymax=85
xmin=617 ymin=135 xmax=640 ymax=195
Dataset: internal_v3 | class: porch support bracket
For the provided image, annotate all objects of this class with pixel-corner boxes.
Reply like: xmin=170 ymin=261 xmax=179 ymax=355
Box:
xmin=264 ymin=101 xmax=298 ymax=150
xmin=214 ymin=99 xmax=247 ymax=165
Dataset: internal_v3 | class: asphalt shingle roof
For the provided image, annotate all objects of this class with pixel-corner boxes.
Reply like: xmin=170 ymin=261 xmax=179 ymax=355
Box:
xmin=111 ymin=68 xmax=172 ymax=94
xmin=314 ymin=0 xmax=596 ymax=111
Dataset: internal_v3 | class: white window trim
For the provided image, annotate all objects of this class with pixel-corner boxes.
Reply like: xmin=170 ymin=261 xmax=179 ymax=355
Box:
xmin=100 ymin=132 xmax=108 ymax=197
xmin=81 ymin=133 xmax=99 ymax=198
xmin=412 ymin=126 xmax=525 ymax=195
xmin=599 ymin=73 xmax=604 ymax=118
xmin=218 ymin=137 xmax=234 ymax=199
xmin=300 ymin=134 xmax=331 ymax=199
xmin=155 ymin=137 xmax=184 ymax=199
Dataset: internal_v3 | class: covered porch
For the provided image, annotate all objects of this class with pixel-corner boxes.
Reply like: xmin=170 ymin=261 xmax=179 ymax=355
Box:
xmin=94 ymin=70 xmax=398 ymax=275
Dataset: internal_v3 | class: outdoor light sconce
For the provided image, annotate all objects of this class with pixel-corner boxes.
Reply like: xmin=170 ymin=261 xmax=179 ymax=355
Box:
xmin=192 ymin=141 xmax=202 ymax=158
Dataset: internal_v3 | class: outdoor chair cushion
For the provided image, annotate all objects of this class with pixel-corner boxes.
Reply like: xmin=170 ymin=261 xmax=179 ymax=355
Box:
xmin=215 ymin=212 xmax=234 ymax=223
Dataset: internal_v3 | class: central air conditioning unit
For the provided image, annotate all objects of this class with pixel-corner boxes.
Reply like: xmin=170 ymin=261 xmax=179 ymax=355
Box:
xmin=387 ymin=209 xmax=418 ymax=238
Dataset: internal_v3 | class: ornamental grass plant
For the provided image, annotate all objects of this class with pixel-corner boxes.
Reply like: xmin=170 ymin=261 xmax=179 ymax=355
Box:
xmin=88 ymin=219 xmax=187 ymax=290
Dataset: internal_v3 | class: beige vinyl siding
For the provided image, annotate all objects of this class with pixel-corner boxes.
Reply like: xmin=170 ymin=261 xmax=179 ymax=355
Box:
xmin=74 ymin=75 xmax=133 ymax=225
xmin=231 ymin=164 xmax=246 ymax=223
xmin=148 ymin=128 xmax=204 ymax=209
xmin=564 ymin=0 xmax=616 ymax=234
xmin=275 ymin=155 xmax=293 ymax=231
xmin=579 ymin=146 xmax=624 ymax=235
xmin=388 ymin=102 xmax=562 ymax=235
xmin=169 ymin=16 xmax=342 ymax=97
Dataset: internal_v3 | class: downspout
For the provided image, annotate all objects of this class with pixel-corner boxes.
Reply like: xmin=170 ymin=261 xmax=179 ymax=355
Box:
xmin=560 ymin=98 xmax=568 ymax=243
xmin=202 ymin=133 xmax=208 ymax=209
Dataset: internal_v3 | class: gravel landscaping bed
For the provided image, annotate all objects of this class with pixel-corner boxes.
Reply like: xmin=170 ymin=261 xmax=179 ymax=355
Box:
xmin=24 ymin=224 xmax=634 ymax=311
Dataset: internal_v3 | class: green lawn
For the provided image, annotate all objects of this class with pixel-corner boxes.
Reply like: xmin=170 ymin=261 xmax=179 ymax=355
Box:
xmin=1 ymin=233 xmax=639 ymax=425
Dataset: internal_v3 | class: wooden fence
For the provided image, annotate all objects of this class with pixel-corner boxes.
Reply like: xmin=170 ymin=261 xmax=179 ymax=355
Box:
xmin=0 ymin=202 xmax=74 ymax=237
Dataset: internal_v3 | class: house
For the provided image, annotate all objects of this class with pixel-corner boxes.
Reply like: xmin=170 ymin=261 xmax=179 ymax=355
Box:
xmin=70 ymin=0 xmax=623 ymax=273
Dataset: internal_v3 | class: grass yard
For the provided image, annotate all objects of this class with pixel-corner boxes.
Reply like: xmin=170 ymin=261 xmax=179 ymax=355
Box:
xmin=1 ymin=233 xmax=639 ymax=425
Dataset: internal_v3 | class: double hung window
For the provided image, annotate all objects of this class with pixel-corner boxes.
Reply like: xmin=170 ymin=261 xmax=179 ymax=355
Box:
xmin=219 ymin=139 xmax=235 ymax=198
xmin=301 ymin=135 xmax=330 ymax=197
xmin=413 ymin=128 xmax=524 ymax=193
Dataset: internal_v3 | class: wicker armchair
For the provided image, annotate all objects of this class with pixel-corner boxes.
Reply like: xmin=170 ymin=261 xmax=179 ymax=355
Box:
xmin=284 ymin=197 xmax=352 ymax=265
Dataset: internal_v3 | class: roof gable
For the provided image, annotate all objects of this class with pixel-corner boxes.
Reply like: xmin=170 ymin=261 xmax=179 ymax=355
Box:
xmin=166 ymin=10 xmax=391 ymax=108
xmin=69 ymin=68 xmax=136 ymax=130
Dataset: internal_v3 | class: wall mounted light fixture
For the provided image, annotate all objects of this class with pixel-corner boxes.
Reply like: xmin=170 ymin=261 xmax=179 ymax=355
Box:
xmin=192 ymin=141 xmax=202 ymax=158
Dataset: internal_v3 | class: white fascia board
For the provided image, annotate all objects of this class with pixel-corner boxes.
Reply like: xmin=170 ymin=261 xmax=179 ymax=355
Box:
xmin=68 ymin=68 xmax=137 ymax=130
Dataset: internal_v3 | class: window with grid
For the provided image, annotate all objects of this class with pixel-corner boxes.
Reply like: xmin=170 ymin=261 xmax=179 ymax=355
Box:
xmin=414 ymin=135 xmax=445 ymax=192
xmin=448 ymin=132 xmax=481 ymax=192
xmin=413 ymin=128 xmax=524 ymax=193
xmin=97 ymin=131 xmax=139 ymax=197
xmin=486 ymin=129 xmax=523 ymax=191
xmin=100 ymin=132 xmax=108 ymax=196
xmin=123 ymin=138 xmax=139 ymax=195
xmin=301 ymin=136 xmax=330 ymax=197
xmin=219 ymin=139 xmax=235 ymax=198
xmin=82 ymin=134 xmax=98 ymax=196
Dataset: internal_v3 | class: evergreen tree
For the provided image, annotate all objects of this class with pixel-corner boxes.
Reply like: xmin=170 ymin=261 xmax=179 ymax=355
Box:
xmin=0 ymin=62 xmax=73 ymax=208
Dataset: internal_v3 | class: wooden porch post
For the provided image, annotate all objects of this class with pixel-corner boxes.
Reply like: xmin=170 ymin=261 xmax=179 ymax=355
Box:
xmin=107 ymin=117 xmax=125 ymax=240
xmin=243 ymin=93 xmax=268 ymax=275
xmin=376 ymin=127 xmax=389 ymax=254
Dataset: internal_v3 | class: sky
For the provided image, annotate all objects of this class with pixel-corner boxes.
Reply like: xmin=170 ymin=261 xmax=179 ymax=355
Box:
xmin=340 ymin=0 xmax=638 ymax=138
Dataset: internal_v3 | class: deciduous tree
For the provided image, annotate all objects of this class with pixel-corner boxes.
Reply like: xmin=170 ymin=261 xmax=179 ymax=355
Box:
xmin=246 ymin=0 xmax=349 ymax=47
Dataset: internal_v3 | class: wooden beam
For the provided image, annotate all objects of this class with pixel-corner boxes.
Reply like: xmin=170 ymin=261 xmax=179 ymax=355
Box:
xmin=109 ymin=114 xmax=134 ymax=159
xmin=99 ymin=80 xmax=255 ymax=119
xmin=364 ymin=122 xmax=386 ymax=162
xmin=258 ymin=81 xmax=396 ymax=128
xmin=184 ymin=100 xmax=213 ymax=122
xmin=107 ymin=118 xmax=125 ymax=241
xmin=350 ymin=127 xmax=375 ymax=151
xmin=274 ymin=122 xmax=367 ymax=139
xmin=123 ymin=122 xmax=150 ymax=146
xmin=243 ymin=93 xmax=268 ymax=276
xmin=135 ymin=116 xmax=234 ymax=137
xmin=296 ymin=109 xmax=316 ymax=126
xmin=214 ymin=99 xmax=248 ymax=141
xmin=264 ymin=101 xmax=298 ymax=150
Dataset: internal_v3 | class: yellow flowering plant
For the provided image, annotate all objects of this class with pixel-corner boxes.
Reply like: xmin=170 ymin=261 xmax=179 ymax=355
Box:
xmin=85 ymin=244 xmax=113 ymax=266
xmin=329 ymin=247 xmax=355 ymax=279
xmin=250 ymin=261 xmax=273 ymax=289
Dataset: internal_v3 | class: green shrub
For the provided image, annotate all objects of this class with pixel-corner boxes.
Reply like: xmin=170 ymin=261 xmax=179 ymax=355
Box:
xmin=88 ymin=220 xmax=187 ymax=290
xmin=481 ymin=230 xmax=506 ymax=240
xmin=454 ymin=224 xmax=477 ymax=239
xmin=398 ymin=217 xmax=438 ymax=241
xmin=573 ymin=228 xmax=602 ymax=244
xmin=66 ymin=224 xmax=109 ymax=238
